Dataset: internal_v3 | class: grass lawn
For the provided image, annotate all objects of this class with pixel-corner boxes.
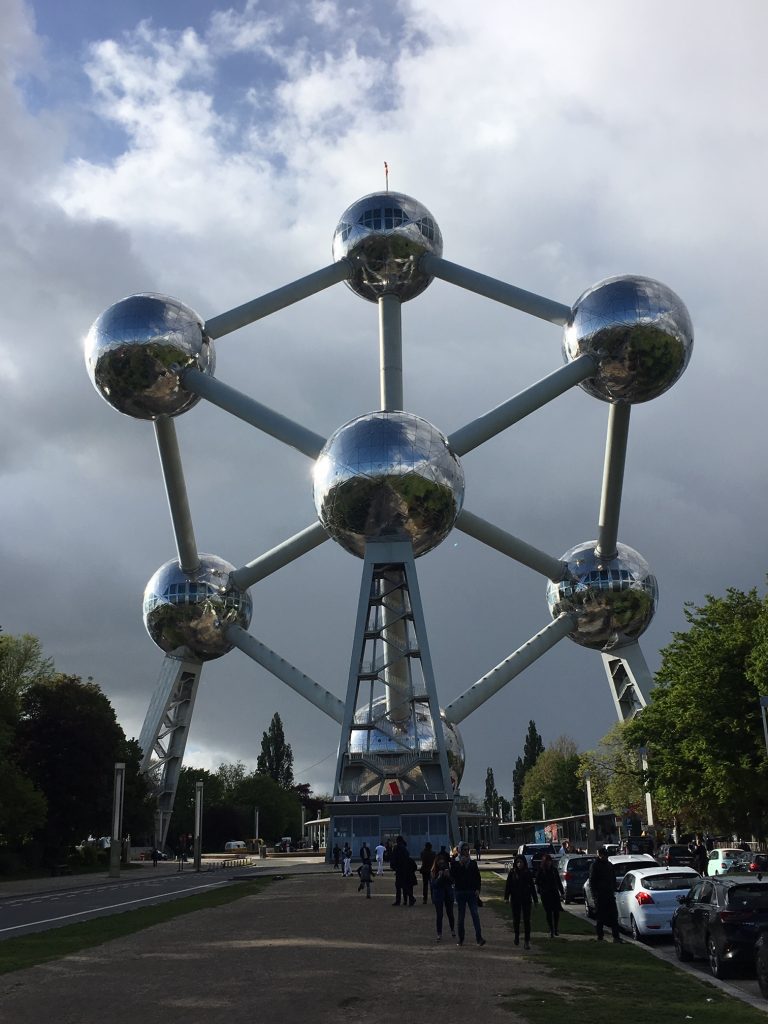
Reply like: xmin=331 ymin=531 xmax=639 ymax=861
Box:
xmin=482 ymin=874 xmax=766 ymax=1024
xmin=0 ymin=877 xmax=274 ymax=976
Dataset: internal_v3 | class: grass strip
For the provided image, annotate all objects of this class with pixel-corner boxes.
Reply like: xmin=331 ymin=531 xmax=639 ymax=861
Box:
xmin=482 ymin=874 xmax=766 ymax=1024
xmin=0 ymin=876 xmax=274 ymax=976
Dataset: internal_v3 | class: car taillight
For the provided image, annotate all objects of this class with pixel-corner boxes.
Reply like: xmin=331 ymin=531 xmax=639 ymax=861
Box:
xmin=564 ymin=872 xmax=572 ymax=880
xmin=719 ymin=910 xmax=755 ymax=923
xmin=635 ymin=892 xmax=655 ymax=906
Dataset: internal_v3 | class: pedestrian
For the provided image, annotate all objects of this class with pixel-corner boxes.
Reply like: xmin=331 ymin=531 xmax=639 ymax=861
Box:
xmin=691 ymin=835 xmax=708 ymax=875
xmin=176 ymin=847 xmax=185 ymax=872
xmin=419 ymin=841 xmax=436 ymax=904
xmin=332 ymin=844 xmax=341 ymax=871
xmin=589 ymin=847 xmax=622 ymax=942
xmin=474 ymin=839 xmax=482 ymax=862
xmin=360 ymin=842 xmax=371 ymax=866
xmin=536 ymin=852 xmax=564 ymax=937
xmin=505 ymin=854 xmax=537 ymax=949
xmin=375 ymin=840 xmax=386 ymax=876
xmin=151 ymin=847 xmax=159 ymax=867
xmin=451 ymin=842 xmax=486 ymax=946
xmin=430 ymin=847 xmax=455 ymax=941
xmin=389 ymin=835 xmax=414 ymax=906
xmin=342 ymin=842 xmax=352 ymax=876
xmin=357 ymin=858 xmax=373 ymax=898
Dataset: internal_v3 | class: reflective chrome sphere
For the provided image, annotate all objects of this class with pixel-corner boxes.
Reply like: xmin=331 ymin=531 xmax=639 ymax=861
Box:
xmin=313 ymin=411 xmax=464 ymax=558
xmin=143 ymin=554 xmax=252 ymax=661
xmin=563 ymin=276 xmax=693 ymax=403
xmin=332 ymin=191 xmax=443 ymax=302
xmin=349 ymin=697 xmax=465 ymax=789
xmin=85 ymin=293 xmax=215 ymax=419
xmin=546 ymin=541 xmax=658 ymax=651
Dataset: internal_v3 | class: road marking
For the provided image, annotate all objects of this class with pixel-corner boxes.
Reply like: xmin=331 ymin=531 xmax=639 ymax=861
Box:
xmin=0 ymin=881 xmax=229 ymax=934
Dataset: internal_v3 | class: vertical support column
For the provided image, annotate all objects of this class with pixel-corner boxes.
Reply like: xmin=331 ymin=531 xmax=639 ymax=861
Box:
xmin=379 ymin=294 xmax=403 ymax=410
xmin=193 ymin=780 xmax=203 ymax=872
xmin=601 ymin=643 xmax=652 ymax=722
xmin=596 ymin=402 xmax=631 ymax=560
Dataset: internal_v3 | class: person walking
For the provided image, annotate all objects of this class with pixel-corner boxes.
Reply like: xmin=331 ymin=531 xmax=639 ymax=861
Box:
xmin=419 ymin=841 xmax=436 ymax=904
xmin=691 ymin=835 xmax=708 ymax=875
xmin=389 ymin=835 xmax=414 ymax=906
xmin=504 ymin=854 xmax=538 ymax=949
xmin=536 ymin=852 xmax=564 ymax=937
xmin=359 ymin=842 xmax=371 ymax=866
xmin=375 ymin=841 xmax=386 ymax=876
xmin=430 ymin=847 xmax=455 ymax=941
xmin=474 ymin=840 xmax=482 ymax=862
xmin=342 ymin=842 xmax=352 ymax=877
xmin=589 ymin=847 xmax=622 ymax=942
xmin=451 ymin=842 xmax=486 ymax=946
xmin=357 ymin=858 xmax=373 ymax=898
xmin=332 ymin=844 xmax=341 ymax=871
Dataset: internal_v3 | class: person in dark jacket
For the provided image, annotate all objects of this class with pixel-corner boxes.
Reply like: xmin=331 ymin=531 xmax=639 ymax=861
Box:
xmin=430 ymin=847 xmax=455 ymax=940
xmin=536 ymin=852 xmax=564 ymax=937
xmin=451 ymin=842 xmax=486 ymax=946
xmin=504 ymin=854 xmax=538 ymax=949
xmin=389 ymin=836 xmax=415 ymax=906
xmin=419 ymin=842 xmax=436 ymax=904
xmin=589 ymin=847 xmax=621 ymax=942
xmin=691 ymin=836 xmax=708 ymax=875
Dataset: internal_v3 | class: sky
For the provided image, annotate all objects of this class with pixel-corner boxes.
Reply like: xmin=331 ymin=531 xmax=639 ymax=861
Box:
xmin=2 ymin=0 xmax=767 ymax=804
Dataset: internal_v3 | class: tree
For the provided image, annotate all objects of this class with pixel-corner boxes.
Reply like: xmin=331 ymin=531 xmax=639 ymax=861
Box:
xmin=578 ymin=722 xmax=647 ymax=820
xmin=484 ymin=767 xmax=499 ymax=818
xmin=256 ymin=713 xmax=294 ymax=788
xmin=512 ymin=720 xmax=545 ymax=819
xmin=521 ymin=736 xmax=582 ymax=820
xmin=625 ymin=587 xmax=768 ymax=836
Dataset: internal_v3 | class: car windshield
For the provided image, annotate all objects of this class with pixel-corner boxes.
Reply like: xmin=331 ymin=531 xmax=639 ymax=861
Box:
xmin=565 ymin=858 xmax=594 ymax=870
xmin=642 ymin=874 xmax=696 ymax=891
xmin=726 ymin=885 xmax=768 ymax=911
xmin=720 ymin=849 xmax=744 ymax=858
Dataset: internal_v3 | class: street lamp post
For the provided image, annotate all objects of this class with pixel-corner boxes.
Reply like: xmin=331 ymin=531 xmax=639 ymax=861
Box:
xmin=109 ymin=762 xmax=126 ymax=879
xmin=193 ymin=780 xmax=203 ymax=872
xmin=638 ymin=746 xmax=655 ymax=829
xmin=760 ymin=697 xmax=768 ymax=758
xmin=584 ymin=770 xmax=596 ymax=853
xmin=254 ymin=807 xmax=260 ymax=856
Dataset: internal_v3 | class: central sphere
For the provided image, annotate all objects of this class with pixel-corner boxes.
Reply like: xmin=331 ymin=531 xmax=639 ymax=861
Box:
xmin=546 ymin=541 xmax=658 ymax=651
xmin=332 ymin=191 xmax=443 ymax=302
xmin=143 ymin=554 xmax=252 ymax=661
xmin=313 ymin=411 xmax=464 ymax=558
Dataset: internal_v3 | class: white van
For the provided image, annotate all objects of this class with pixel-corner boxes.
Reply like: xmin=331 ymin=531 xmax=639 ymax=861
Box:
xmin=224 ymin=840 xmax=246 ymax=851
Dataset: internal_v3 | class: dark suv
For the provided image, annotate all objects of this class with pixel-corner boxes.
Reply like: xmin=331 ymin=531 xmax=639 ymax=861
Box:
xmin=671 ymin=873 xmax=768 ymax=978
xmin=658 ymin=844 xmax=696 ymax=869
xmin=558 ymin=853 xmax=596 ymax=903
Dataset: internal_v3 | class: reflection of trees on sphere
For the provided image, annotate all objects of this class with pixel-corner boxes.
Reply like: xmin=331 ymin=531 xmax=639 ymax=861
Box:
xmin=84 ymin=293 xmax=215 ymax=419
xmin=546 ymin=541 xmax=658 ymax=651
xmin=563 ymin=275 xmax=693 ymax=403
xmin=313 ymin=411 xmax=464 ymax=558
xmin=143 ymin=555 xmax=252 ymax=661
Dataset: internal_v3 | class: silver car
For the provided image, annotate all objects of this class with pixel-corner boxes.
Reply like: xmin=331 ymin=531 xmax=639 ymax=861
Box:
xmin=616 ymin=866 xmax=699 ymax=940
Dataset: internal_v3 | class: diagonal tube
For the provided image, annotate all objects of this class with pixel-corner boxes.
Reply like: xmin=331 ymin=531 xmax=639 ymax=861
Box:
xmin=183 ymin=368 xmax=326 ymax=458
xmin=153 ymin=416 xmax=199 ymax=573
xmin=449 ymin=354 xmax=597 ymax=455
xmin=231 ymin=522 xmax=329 ymax=590
xmin=227 ymin=623 xmax=345 ymax=724
xmin=596 ymin=402 xmax=631 ymax=559
xmin=455 ymin=509 xmax=567 ymax=581
xmin=421 ymin=253 xmax=572 ymax=325
xmin=443 ymin=613 xmax=575 ymax=725
xmin=204 ymin=261 xmax=351 ymax=339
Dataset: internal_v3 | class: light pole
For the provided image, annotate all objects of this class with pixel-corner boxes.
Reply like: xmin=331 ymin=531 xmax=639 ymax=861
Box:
xmin=760 ymin=697 xmax=768 ymax=758
xmin=541 ymin=799 xmax=546 ymax=820
xmin=109 ymin=762 xmax=126 ymax=879
xmin=638 ymin=746 xmax=655 ymax=829
xmin=193 ymin=780 xmax=203 ymax=872
xmin=584 ymin=770 xmax=596 ymax=853
xmin=254 ymin=806 xmax=260 ymax=856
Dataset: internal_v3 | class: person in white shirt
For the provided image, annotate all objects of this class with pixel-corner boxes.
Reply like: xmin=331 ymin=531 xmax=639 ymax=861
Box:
xmin=375 ymin=841 xmax=386 ymax=876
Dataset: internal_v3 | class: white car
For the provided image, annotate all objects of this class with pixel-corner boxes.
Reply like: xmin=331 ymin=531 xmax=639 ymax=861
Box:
xmin=583 ymin=855 xmax=658 ymax=917
xmin=706 ymin=848 xmax=748 ymax=876
xmin=616 ymin=866 xmax=699 ymax=940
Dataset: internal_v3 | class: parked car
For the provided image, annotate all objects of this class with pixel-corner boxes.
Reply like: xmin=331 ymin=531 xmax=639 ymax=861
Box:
xmin=615 ymin=866 xmax=698 ymax=940
xmin=583 ymin=855 xmax=658 ymax=917
xmin=671 ymin=873 xmax=768 ymax=978
xmin=558 ymin=854 xmax=596 ymax=904
xmin=518 ymin=842 xmax=557 ymax=872
xmin=706 ymin=847 xmax=748 ymax=876
xmin=224 ymin=840 xmax=247 ymax=851
xmin=749 ymin=854 xmax=768 ymax=874
xmin=755 ymin=931 xmax=768 ymax=998
xmin=657 ymin=844 xmax=696 ymax=869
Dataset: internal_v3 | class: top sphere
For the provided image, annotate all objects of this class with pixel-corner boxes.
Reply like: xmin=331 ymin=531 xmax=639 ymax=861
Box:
xmin=332 ymin=191 xmax=443 ymax=302
xmin=562 ymin=275 xmax=693 ymax=403
xmin=85 ymin=293 xmax=215 ymax=419
xmin=313 ymin=410 xmax=464 ymax=558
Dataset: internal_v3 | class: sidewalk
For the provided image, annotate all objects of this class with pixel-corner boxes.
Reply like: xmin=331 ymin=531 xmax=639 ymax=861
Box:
xmin=0 ymin=869 xmax=556 ymax=1024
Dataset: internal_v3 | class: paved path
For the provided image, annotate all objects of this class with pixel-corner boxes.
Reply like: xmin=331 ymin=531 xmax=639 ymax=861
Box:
xmin=0 ymin=870 xmax=560 ymax=1024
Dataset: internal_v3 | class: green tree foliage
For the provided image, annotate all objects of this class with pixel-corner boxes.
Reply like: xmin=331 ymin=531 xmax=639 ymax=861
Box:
xmin=256 ymin=713 xmax=294 ymax=788
xmin=521 ymin=736 xmax=582 ymax=820
xmin=625 ymin=587 xmax=768 ymax=836
xmin=578 ymin=722 xmax=647 ymax=819
xmin=484 ymin=766 xmax=499 ymax=818
xmin=512 ymin=720 xmax=545 ymax=819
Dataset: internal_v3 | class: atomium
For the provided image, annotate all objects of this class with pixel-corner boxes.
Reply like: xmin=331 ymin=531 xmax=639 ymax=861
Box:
xmin=332 ymin=190 xmax=443 ymax=302
xmin=85 ymin=293 xmax=215 ymax=419
xmin=313 ymin=410 xmax=465 ymax=558
xmin=545 ymin=541 xmax=658 ymax=651
xmin=563 ymin=275 xmax=693 ymax=404
xmin=350 ymin=696 xmax=465 ymax=790
xmin=143 ymin=554 xmax=252 ymax=661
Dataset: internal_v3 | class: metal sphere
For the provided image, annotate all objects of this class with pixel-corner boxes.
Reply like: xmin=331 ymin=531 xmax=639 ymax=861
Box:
xmin=85 ymin=293 xmax=215 ymax=419
xmin=349 ymin=696 xmax=465 ymax=790
xmin=546 ymin=541 xmax=658 ymax=651
xmin=143 ymin=554 xmax=252 ymax=662
xmin=332 ymin=191 xmax=443 ymax=302
xmin=313 ymin=411 xmax=464 ymax=558
xmin=563 ymin=275 xmax=693 ymax=403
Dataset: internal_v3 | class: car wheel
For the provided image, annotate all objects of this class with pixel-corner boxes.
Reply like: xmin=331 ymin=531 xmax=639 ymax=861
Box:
xmin=673 ymin=926 xmax=691 ymax=962
xmin=707 ymin=935 xmax=729 ymax=979
xmin=630 ymin=916 xmax=643 ymax=942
